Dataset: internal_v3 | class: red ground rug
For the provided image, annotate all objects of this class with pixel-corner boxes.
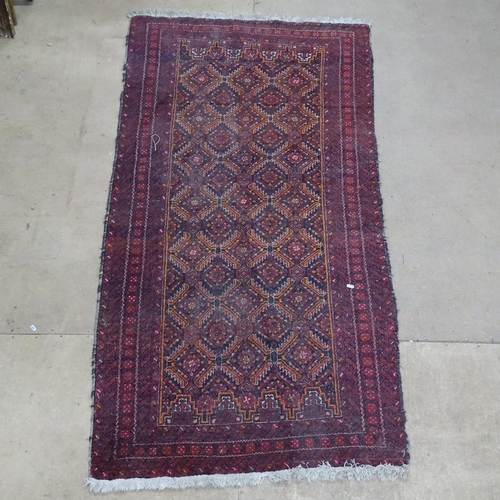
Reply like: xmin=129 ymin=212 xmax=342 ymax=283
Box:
xmin=87 ymin=12 xmax=409 ymax=493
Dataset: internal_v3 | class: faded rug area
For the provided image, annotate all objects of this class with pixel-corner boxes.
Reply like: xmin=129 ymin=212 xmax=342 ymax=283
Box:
xmin=88 ymin=13 xmax=409 ymax=493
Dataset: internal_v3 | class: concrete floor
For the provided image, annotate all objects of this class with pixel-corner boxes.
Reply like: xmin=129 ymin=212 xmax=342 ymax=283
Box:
xmin=0 ymin=1 xmax=499 ymax=498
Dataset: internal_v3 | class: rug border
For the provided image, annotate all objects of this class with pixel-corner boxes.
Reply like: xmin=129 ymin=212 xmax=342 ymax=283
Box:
xmin=127 ymin=9 xmax=372 ymax=26
xmin=86 ymin=462 xmax=408 ymax=493
xmin=87 ymin=17 xmax=133 ymax=485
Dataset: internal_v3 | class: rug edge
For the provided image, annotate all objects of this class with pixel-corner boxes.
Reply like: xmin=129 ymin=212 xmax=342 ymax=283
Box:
xmin=87 ymin=22 xmax=135 ymax=481
xmin=126 ymin=9 xmax=372 ymax=26
xmin=86 ymin=463 xmax=408 ymax=493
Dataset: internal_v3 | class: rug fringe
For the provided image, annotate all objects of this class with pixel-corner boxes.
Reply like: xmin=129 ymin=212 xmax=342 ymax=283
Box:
xmin=86 ymin=462 xmax=408 ymax=493
xmin=127 ymin=9 xmax=371 ymax=26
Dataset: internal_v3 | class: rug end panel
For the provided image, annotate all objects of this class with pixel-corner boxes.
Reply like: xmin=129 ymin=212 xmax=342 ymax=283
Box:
xmin=86 ymin=463 xmax=408 ymax=493
xmin=126 ymin=10 xmax=372 ymax=26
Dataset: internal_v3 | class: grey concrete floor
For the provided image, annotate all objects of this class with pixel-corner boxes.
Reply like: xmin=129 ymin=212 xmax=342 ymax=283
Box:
xmin=0 ymin=1 xmax=499 ymax=498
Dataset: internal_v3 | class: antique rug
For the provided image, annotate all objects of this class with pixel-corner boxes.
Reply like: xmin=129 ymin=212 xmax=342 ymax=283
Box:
xmin=87 ymin=11 xmax=409 ymax=493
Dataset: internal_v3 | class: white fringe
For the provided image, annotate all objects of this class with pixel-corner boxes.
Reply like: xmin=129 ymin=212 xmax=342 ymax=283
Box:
xmin=127 ymin=9 xmax=371 ymax=26
xmin=86 ymin=462 xmax=408 ymax=493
